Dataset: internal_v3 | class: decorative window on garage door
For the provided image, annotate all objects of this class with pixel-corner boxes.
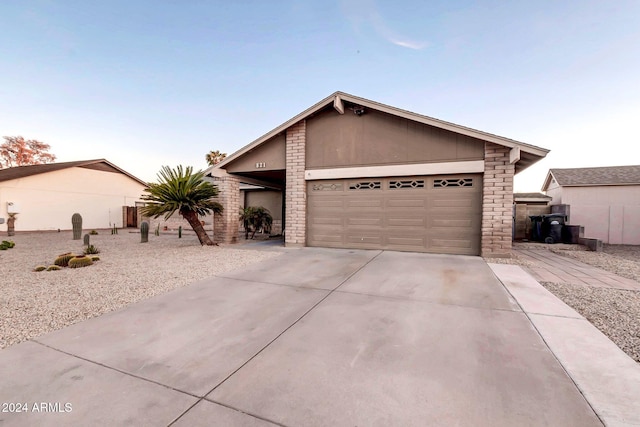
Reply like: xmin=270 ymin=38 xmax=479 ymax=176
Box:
xmin=349 ymin=181 xmax=381 ymax=190
xmin=312 ymin=183 xmax=343 ymax=191
xmin=433 ymin=178 xmax=473 ymax=188
xmin=389 ymin=179 xmax=425 ymax=189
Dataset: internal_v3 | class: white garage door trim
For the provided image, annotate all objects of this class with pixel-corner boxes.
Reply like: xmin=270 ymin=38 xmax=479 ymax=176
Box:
xmin=305 ymin=160 xmax=484 ymax=180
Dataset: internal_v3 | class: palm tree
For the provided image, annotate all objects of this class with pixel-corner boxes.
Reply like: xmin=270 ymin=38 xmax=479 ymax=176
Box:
xmin=205 ymin=150 xmax=227 ymax=166
xmin=140 ymin=165 xmax=223 ymax=245
xmin=239 ymin=206 xmax=273 ymax=239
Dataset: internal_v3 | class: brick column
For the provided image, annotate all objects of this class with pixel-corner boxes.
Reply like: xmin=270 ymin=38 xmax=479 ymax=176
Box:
xmin=213 ymin=175 xmax=240 ymax=244
xmin=481 ymin=142 xmax=514 ymax=257
xmin=285 ymin=120 xmax=307 ymax=247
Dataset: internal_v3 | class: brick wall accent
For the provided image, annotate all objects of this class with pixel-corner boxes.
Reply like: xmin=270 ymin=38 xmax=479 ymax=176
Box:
xmin=481 ymin=142 xmax=515 ymax=257
xmin=213 ymin=175 xmax=240 ymax=244
xmin=285 ymin=120 xmax=307 ymax=247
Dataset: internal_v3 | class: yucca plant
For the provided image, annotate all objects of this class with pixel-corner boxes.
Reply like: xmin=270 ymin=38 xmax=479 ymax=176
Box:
xmin=140 ymin=165 xmax=223 ymax=245
xmin=84 ymin=245 xmax=100 ymax=255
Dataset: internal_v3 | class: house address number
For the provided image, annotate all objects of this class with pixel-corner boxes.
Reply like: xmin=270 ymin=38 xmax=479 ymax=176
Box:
xmin=255 ymin=162 xmax=266 ymax=168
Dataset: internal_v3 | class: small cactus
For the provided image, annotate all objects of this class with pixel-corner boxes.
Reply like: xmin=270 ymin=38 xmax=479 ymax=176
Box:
xmin=178 ymin=226 xmax=182 ymax=238
xmin=34 ymin=265 xmax=47 ymax=272
xmin=84 ymin=244 xmax=100 ymax=255
xmin=68 ymin=255 xmax=93 ymax=268
xmin=47 ymin=265 xmax=61 ymax=271
xmin=89 ymin=230 xmax=99 ymax=235
xmin=72 ymin=213 xmax=83 ymax=240
xmin=0 ymin=240 xmax=14 ymax=250
xmin=154 ymin=224 xmax=160 ymax=236
xmin=90 ymin=256 xmax=100 ymax=261
xmin=140 ymin=221 xmax=149 ymax=243
xmin=83 ymin=233 xmax=90 ymax=246
xmin=54 ymin=253 xmax=75 ymax=267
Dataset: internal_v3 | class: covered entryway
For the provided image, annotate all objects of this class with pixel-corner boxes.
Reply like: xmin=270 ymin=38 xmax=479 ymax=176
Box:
xmin=307 ymin=174 xmax=482 ymax=255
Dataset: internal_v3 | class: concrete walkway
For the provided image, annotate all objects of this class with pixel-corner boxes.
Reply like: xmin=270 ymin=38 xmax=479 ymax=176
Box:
xmin=515 ymin=248 xmax=640 ymax=290
xmin=1 ymin=248 xmax=638 ymax=426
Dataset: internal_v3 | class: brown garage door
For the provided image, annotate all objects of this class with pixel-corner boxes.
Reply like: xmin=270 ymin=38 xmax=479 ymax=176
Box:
xmin=307 ymin=174 xmax=482 ymax=255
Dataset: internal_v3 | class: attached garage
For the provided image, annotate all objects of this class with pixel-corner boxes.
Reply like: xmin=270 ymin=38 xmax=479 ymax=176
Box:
xmin=307 ymin=174 xmax=481 ymax=255
xmin=207 ymin=91 xmax=549 ymax=257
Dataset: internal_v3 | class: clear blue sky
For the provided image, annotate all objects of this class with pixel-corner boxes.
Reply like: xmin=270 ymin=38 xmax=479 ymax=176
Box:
xmin=2 ymin=0 xmax=639 ymax=191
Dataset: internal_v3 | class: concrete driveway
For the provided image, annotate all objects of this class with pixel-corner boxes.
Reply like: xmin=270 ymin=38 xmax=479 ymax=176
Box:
xmin=0 ymin=248 xmax=616 ymax=426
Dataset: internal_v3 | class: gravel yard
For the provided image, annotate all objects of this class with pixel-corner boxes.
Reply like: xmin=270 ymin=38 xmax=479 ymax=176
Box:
xmin=513 ymin=242 xmax=640 ymax=364
xmin=541 ymin=281 xmax=640 ymax=363
xmin=550 ymin=244 xmax=640 ymax=282
xmin=0 ymin=231 xmax=282 ymax=349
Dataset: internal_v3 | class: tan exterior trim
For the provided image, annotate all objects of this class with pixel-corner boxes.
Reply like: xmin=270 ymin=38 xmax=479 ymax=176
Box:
xmin=509 ymin=147 xmax=521 ymax=164
xmin=333 ymin=94 xmax=345 ymax=114
xmin=304 ymin=160 xmax=485 ymax=181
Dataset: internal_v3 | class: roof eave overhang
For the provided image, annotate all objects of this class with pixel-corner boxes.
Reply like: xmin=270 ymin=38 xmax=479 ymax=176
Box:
xmin=212 ymin=91 xmax=550 ymax=172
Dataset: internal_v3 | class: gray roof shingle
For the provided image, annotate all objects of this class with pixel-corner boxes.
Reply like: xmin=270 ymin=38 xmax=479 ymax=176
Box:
xmin=550 ymin=165 xmax=640 ymax=186
xmin=0 ymin=159 xmax=148 ymax=186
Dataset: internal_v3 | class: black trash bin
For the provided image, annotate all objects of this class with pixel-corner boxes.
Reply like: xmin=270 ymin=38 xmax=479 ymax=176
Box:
xmin=529 ymin=215 xmax=543 ymax=241
xmin=542 ymin=214 xmax=566 ymax=244
xmin=529 ymin=214 xmax=567 ymax=243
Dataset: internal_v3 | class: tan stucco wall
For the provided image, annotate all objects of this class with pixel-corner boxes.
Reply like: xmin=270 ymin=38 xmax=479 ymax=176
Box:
xmin=0 ymin=167 xmax=146 ymax=232
xmin=306 ymin=108 xmax=484 ymax=169
xmin=225 ymin=134 xmax=286 ymax=173
xmin=555 ymin=185 xmax=640 ymax=244
xmin=245 ymin=190 xmax=282 ymax=220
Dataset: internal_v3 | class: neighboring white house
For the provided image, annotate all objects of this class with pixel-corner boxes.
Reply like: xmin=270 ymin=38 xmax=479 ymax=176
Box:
xmin=542 ymin=165 xmax=640 ymax=244
xmin=0 ymin=159 xmax=148 ymax=232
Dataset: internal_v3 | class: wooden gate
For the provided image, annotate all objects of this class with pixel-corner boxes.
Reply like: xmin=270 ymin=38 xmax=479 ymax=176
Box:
xmin=125 ymin=206 xmax=138 ymax=228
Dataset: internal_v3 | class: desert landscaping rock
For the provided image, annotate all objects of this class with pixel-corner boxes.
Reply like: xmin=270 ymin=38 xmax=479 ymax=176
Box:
xmin=551 ymin=245 xmax=640 ymax=283
xmin=518 ymin=242 xmax=640 ymax=364
xmin=0 ymin=231 xmax=281 ymax=349
xmin=541 ymin=282 xmax=640 ymax=363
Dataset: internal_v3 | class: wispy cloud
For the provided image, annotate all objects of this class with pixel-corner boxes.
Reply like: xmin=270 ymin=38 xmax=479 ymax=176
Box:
xmin=340 ymin=0 xmax=429 ymax=50
xmin=389 ymin=38 xmax=429 ymax=50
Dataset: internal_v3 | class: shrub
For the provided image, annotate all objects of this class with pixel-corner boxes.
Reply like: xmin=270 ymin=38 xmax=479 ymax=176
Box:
xmin=54 ymin=253 xmax=75 ymax=267
xmin=89 ymin=230 xmax=99 ymax=235
xmin=34 ymin=265 xmax=47 ymax=272
xmin=68 ymin=255 xmax=93 ymax=268
xmin=46 ymin=265 xmax=61 ymax=271
xmin=84 ymin=245 xmax=100 ymax=255
xmin=0 ymin=240 xmax=15 ymax=250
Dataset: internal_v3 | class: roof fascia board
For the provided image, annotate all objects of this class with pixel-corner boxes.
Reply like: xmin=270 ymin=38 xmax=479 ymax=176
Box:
xmin=560 ymin=183 xmax=640 ymax=187
xmin=336 ymin=92 xmax=549 ymax=157
xmin=214 ymin=93 xmax=337 ymax=169
xmin=216 ymin=91 xmax=549 ymax=170
xmin=89 ymin=159 xmax=149 ymax=187
xmin=541 ymin=170 xmax=555 ymax=191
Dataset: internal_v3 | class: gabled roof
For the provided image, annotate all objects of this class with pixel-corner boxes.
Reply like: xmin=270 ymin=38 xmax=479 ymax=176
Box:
xmin=208 ymin=91 xmax=549 ymax=175
xmin=542 ymin=165 xmax=640 ymax=190
xmin=0 ymin=159 xmax=148 ymax=186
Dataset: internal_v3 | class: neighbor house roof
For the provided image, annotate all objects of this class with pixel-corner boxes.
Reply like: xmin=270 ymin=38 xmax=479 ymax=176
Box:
xmin=542 ymin=165 xmax=640 ymax=190
xmin=513 ymin=193 xmax=553 ymax=201
xmin=208 ymin=91 xmax=549 ymax=175
xmin=0 ymin=159 xmax=148 ymax=186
